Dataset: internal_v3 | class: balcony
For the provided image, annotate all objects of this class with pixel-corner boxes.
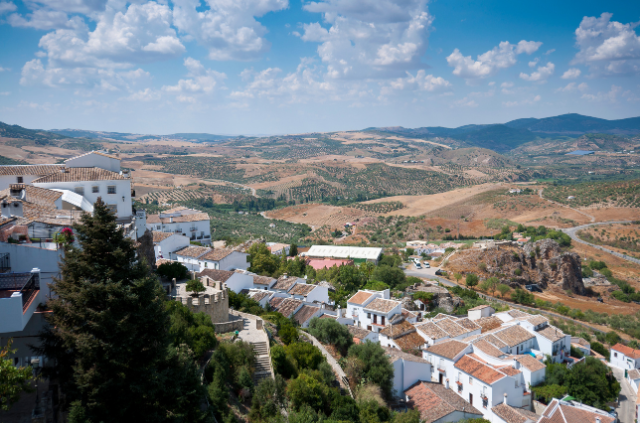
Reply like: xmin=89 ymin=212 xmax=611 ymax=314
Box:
xmin=0 ymin=270 xmax=41 ymax=333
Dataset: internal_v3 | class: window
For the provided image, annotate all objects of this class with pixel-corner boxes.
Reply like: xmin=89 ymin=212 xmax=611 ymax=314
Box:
xmin=469 ymin=376 xmax=472 ymax=385
xmin=92 ymin=186 xmax=99 ymax=193
xmin=107 ymin=186 xmax=116 ymax=194
xmin=74 ymin=187 xmax=84 ymax=195
xmin=367 ymin=313 xmax=371 ymax=319
xmin=17 ymin=176 xmax=23 ymax=183
xmin=614 ymin=353 xmax=618 ymax=358
xmin=106 ymin=205 xmax=117 ymax=214
xmin=157 ymin=225 xmax=161 ymax=230
xmin=381 ymin=316 xmax=386 ymax=325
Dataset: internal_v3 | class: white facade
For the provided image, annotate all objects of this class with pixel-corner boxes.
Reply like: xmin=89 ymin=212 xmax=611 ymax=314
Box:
xmin=201 ymin=251 xmax=249 ymax=271
xmin=288 ymin=285 xmax=330 ymax=304
xmin=390 ymin=356 xmax=432 ymax=398
xmin=0 ymin=269 xmax=42 ymax=333
xmin=149 ymin=219 xmax=210 ymax=244
xmin=468 ymin=305 xmax=494 ymax=321
xmin=610 ymin=344 xmax=640 ymax=370
xmin=34 ymin=179 xmax=132 ymax=220
xmin=154 ymin=233 xmax=191 ymax=261
xmin=65 ymin=152 xmax=121 ymax=173
xmin=224 ymin=272 xmax=267 ymax=293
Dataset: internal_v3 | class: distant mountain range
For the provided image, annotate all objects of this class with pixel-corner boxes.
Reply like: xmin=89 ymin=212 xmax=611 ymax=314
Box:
xmin=368 ymin=113 xmax=640 ymax=152
xmin=49 ymin=129 xmax=235 ymax=142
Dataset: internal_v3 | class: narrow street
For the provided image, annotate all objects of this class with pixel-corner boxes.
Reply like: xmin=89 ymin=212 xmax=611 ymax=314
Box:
xmin=609 ymin=365 xmax=635 ymax=423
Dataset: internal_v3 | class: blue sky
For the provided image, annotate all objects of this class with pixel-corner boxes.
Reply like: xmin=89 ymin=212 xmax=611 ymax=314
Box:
xmin=0 ymin=0 xmax=639 ymax=135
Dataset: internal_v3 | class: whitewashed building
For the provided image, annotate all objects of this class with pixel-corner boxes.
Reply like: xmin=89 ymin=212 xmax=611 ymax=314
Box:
xmin=146 ymin=207 xmax=211 ymax=245
xmin=384 ymin=347 xmax=431 ymax=398
xmin=153 ymin=232 xmax=190 ymax=261
xmin=200 ymin=249 xmax=249 ymax=271
xmin=610 ymin=343 xmax=640 ymax=370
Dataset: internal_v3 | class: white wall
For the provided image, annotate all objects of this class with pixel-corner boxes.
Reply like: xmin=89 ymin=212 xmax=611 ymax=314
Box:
xmin=156 ymin=234 xmax=191 ymax=261
xmin=148 ymin=219 xmax=211 ymax=244
xmin=0 ymin=175 xmax=42 ymax=191
xmin=391 ymin=359 xmax=432 ymax=398
xmin=610 ymin=350 xmax=640 ymax=370
xmin=0 ymin=243 xmax=62 ymax=299
xmin=66 ymin=153 xmax=120 ymax=173
xmin=201 ymin=251 xmax=249 ymax=271
xmin=34 ymin=179 xmax=132 ymax=219
xmin=224 ymin=273 xmax=260 ymax=293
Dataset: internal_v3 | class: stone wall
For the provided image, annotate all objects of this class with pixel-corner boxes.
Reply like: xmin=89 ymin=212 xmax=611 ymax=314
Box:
xmin=214 ymin=316 xmax=243 ymax=333
xmin=175 ymin=287 xmax=229 ymax=324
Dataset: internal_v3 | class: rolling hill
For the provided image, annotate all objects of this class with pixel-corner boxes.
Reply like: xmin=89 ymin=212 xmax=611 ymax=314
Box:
xmin=50 ymin=129 xmax=235 ymax=142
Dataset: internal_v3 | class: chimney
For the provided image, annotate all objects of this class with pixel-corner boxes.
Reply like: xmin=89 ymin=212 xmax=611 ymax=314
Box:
xmin=503 ymin=393 xmax=508 ymax=405
xmin=1 ymin=201 xmax=10 ymax=219
xmin=10 ymin=201 xmax=22 ymax=218
xmin=445 ymin=379 xmax=449 ymax=389
xmin=595 ymin=418 xmax=601 ymax=423
xmin=59 ymin=166 xmax=67 ymax=173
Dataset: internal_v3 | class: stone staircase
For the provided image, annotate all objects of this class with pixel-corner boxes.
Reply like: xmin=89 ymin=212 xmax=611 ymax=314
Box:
xmin=252 ymin=341 xmax=273 ymax=383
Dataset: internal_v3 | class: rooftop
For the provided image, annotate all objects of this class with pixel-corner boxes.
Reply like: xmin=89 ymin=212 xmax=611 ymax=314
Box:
xmin=507 ymin=310 xmax=531 ymax=319
xmin=250 ymin=291 xmax=271 ymax=302
xmin=306 ymin=258 xmax=354 ymax=270
xmin=348 ymin=291 xmax=373 ymax=305
xmin=147 ymin=208 xmax=210 ymax=224
xmin=434 ymin=318 xmax=471 ymax=338
xmin=483 ymin=333 xmax=509 ymax=349
xmin=394 ymin=331 xmax=427 ymax=351
xmin=152 ymin=231 xmax=175 ymax=242
xmin=252 ymin=275 xmax=275 ymax=286
xmin=269 ymin=296 xmax=285 ymax=309
xmin=364 ymin=298 xmax=400 ymax=313
xmin=494 ymin=325 xmax=535 ymax=347
xmin=32 ymin=167 xmax=127 ymax=183
xmin=380 ymin=320 xmax=415 ymax=338
xmin=475 ymin=316 xmax=504 ymax=333
xmin=405 ymin=382 xmax=482 ymax=423
xmin=348 ymin=326 xmax=372 ymax=340
xmin=469 ymin=305 xmax=492 ymax=311
xmin=306 ymin=245 xmax=383 ymax=260
xmin=0 ymin=185 xmax=62 ymax=209
xmin=425 ymin=339 xmax=468 ymax=360
xmin=288 ymin=284 xmax=317 ymax=296
xmin=293 ymin=305 xmax=320 ymax=326
xmin=536 ymin=326 xmax=566 ymax=343
xmin=473 ymin=339 xmax=507 ymax=358
xmin=612 ymin=343 xmax=640 ymax=359
xmin=539 ymin=399 xmax=615 ymax=423
xmin=629 ymin=369 xmax=640 ymax=380
xmin=271 ymin=275 xmax=300 ymax=291
xmin=415 ymin=322 xmax=449 ymax=340
xmin=455 ymin=317 xmax=480 ymax=331
xmin=197 ymin=269 xmax=234 ymax=282
xmin=454 ymin=355 xmax=506 ymax=385
xmin=514 ymin=354 xmax=546 ymax=372
xmin=527 ymin=315 xmax=549 ymax=326
xmin=0 ymin=164 xmax=64 ymax=176
xmin=276 ymin=298 xmax=302 ymax=317
xmin=201 ymin=249 xmax=236 ymax=261
xmin=491 ymin=403 xmax=540 ymax=423
xmin=175 ymin=245 xmax=211 ymax=258
xmin=384 ymin=347 xmax=428 ymax=364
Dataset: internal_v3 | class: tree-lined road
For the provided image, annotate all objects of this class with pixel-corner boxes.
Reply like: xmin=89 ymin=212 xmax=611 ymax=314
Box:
xmin=561 ymin=220 xmax=640 ymax=266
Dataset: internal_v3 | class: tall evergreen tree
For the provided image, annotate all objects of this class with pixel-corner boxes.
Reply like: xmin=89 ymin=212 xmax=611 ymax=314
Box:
xmin=36 ymin=199 xmax=206 ymax=422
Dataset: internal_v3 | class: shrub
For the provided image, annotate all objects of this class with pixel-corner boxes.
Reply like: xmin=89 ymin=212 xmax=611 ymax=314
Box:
xmin=347 ymin=342 xmax=394 ymax=399
xmin=589 ymin=261 xmax=607 ymax=270
xmin=478 ymin=263 xmax=487 ymax=272
xmin=308 ymin=317 xmax=353 ymax=356
xmin=465 ymin=273 xmax=479 ymax=289
xmin=512 ymin=289 xmax=535 ymax=305
xmin=591 ymin=342 xmax=609 ymax=358
xmin=185 ymin=279 xmax=206 ymax=294
xmin=514 ymin=268 xmax=522 ymax=276
xmin=157 ymin=261 xmax=189 ymax=280
xmin=286 ymin=342 xmax=325 ymax=371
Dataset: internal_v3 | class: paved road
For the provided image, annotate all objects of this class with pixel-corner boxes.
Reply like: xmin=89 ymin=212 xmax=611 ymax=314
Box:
xmin=609 ymin=365 xmax=635 ymax=423
xmin=561 ymin=220 xmax=640 ymax=265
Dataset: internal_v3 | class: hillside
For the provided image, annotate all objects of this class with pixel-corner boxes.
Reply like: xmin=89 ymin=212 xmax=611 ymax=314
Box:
xmin=50 ymin=128 xmax=234 ymax=142
xmin=0 ymin=121 xmax=66 ymax=144
xmin=505 ymin=113 xmax=640 ymax=135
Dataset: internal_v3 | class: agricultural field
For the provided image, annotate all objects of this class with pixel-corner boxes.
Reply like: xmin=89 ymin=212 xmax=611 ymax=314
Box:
xmin=137 ymin=184 xmax=252 ymax=206
xmin=544 ymin=176 xmax=640 ymax=207
xmin=577 ymin=222 xmax=640 ymax=257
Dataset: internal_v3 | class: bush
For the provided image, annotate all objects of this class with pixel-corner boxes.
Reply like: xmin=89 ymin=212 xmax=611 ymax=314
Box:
xmin=514 ymin=268 xmax=522 ymax=276
xmin=512 ymin=289 xmax=535 ymax=305
xmin=372 ymin=266 xmax=406 ymax=288
xmin=166 ymin=301 xmax=218 ymax=358
xmin=157 ymin=261 xmax=189 ymax=280
xmin=589 ymin=261 xmax=607 ymax=270
xmin=478 ymin=263 xmax=487 ymax=271
xmin=591 ymin=341 xmax=609 ymax=358
xmin=279 ymin=325 xmax=299 ymax=345
xmin=285 ymin=342 xmax=325 ymax=371
xmin=600 ymin=268 xmax=613 ymax=278
xmin=347 ymin=342 xmax=394 ymax=399
xmin=465 ymin=273 xmax=479 ymax=289
xmin=185 ymin=279 xmax=206 ymax=294
xmin=582 ymin=266 xmax=594 ymax=278
xmin=605 ymin=331 xmax=621 ymax=346
xmin=308 ymin=317 xmax=354 ymax=356
xmin=271 ymin=345 xmax=297 ymax=379
xmin=611 ymin=290 xmax=630 ymax=302
xmin=532 ymin=384 xmax=568 ymax=403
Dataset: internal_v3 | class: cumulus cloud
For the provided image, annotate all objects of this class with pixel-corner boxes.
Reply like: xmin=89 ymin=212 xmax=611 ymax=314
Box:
xmin=384 ymin=70 xmax=451 ymax=94
xmin=299 ymin=0 xmax=433 ymax=79
xmin=7 ymin=10 xmax=86 ymax=30
xmin=581 ymin=84 xmax=622 ymax=102
xmin=503 ymin=95 xmax=540 ymax=107
xmin=163 ymin=57 xmax=226 ymax=103
xmin=573 ymin=13 xmax=640 ymax=75
xmin=555 ymin=82 xmax=588 ymax=93
xmin=561 ymin=68 xmax=581 ymax=79
xmin=446 ymin=40 xmax=542 ymax=80
xmin=528 ymin=58 xmax=539 ymax=68
xmin=172 ymin=0 xmax=288 ymax=61
xmin=452 ymin=96 xmax=477 ymax=108
xmin=126 ymin=88 xmax=161 ymax=101
xmin=23 ymin=0 xmax=107 ymax=14
xmin=519 ymin=62 xmax=554 ymax=82
xmin=0 ymin=1 xmax=16 ymax=13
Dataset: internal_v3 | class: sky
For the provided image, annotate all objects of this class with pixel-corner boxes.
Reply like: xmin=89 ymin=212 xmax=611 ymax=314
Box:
xmin=0 ymin=0 xmax=639 ymax=135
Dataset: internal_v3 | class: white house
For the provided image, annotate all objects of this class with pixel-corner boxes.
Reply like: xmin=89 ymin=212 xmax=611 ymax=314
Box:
xmin=197 ymin=269 xmax=254 ymax=294
xmin=305 ymin=245 xmax=383 ymax=264
xmin=491 ymin=403 xmax=540 ymax=423
xmin=538 ymin=399 xmax=615 ymax=423
xmin=423 ymin=339 xmax=472 ymax=385
xmin=287 ymin=283 xmax=331 ymax=304
xmin=571 ymin=336 xmax=591 ymax=357
xmin=610 ymin=343 xmax=640 ymax=370
xmin=293 ymin=304 xmax=322 ymax=328
xmin=65 ymin=151 xmax=121 ymax=173
xmin=404 ymin=381 xmax=484 ymax=423
xmin=361 ymin=298 xmax=402 ymax=332
xmin=379 ymin=320 xmax=426 ymax=352
xmin=415 ymin=322 xmax=450 ymax=347
xmin=348 ymin=326 xmax=379 ymax=344
xmin=32 ymin=167 xmax=132 ymax=221
xmin=247 ymin=290 xmax=275 ymax=307
xmin=266 ymin=242 xmax=290 ymax=256
xmin=514 ymin=354 xmax=546 ymax=388
xmin=146 ymin=207 xmax=211 ymax=245
xmin=468 ymin=305 xmax=495 ymax=321
xmin=0 ymin=164 xmax=65 ymax=191
xmin=199 ymin=249 xmax=249 ymax=271
xmin=174 ymin=245 xmax=211 ymax=271
xmin=492 ymin=324 xmax=536 ymax=356
xmin=384 ymin=347 xmax=431 ymax=398
xmin=153 ymin=232 xmax=190 ymax=262
xmin=271 ymin=275 xmax=304 ymax=293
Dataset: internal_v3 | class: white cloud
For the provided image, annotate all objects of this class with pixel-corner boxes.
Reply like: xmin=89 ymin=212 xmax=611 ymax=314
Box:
xmin=545 ymin=49 xmax=555 ymax=55
xmin=502 ymin=95 xmax=540 ymax=107
xmin=501 ymin=81 xmax=513 ymax=88
xmin=555 ymin=82 xmax=588 ymax=93
xmin=528 ymin=58 xmax=538 ymax=68
xmin=172 ymin=0 xmax=288 ymax=61
xmin=126 ymin=88 xmax=161 ymax=101
xmin=452 ymin=96 xmax=477 ymax=108
xmin=8 ymin=10 xmax=83 ymax=30
xmin=163 ymin=58 xmax=226 ymax=103
xmin=519 ymin=62 xmax=554 ymax=82
xmin=23 ymin=0 xmax=107 ymax=14
xmin=581 ymin=84 xmax=622 ymax=102
xmin=0 ymin=91 xmax=10 ymax=95
xmin=573 ymin=13 xmax=640 ymax=75
xmin=561 ymin=68 xmax=581 ymax=79
xmin=0 ymin=66 xmax=7 ymax=72
xmin=299 ymin=0 xmax=433 ymax=79
xmin=0 ymin=1 xmax=16 ymax=13
xmin=384 ymin=70 xmax=451 ymax=94
xmin=446 ymin=40 xmax=542 ymax=80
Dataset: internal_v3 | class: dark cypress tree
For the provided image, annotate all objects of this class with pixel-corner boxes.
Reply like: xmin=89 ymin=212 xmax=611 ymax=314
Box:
xmin=36 ymin=198 xmax=206 ymax=422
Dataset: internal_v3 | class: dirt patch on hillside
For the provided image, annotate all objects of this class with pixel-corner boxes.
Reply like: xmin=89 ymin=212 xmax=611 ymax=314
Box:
xmin=266 ymin=204 xmax=371 ymax=230
xmin=585 ymin=207 xmax=640 ymax=221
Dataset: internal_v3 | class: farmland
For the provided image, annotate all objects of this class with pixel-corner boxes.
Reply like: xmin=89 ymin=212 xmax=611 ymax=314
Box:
xmin=577 ymin=222 xmax=640 ymax=257
xmin=544 ymin=176 xmax=640 ymax=208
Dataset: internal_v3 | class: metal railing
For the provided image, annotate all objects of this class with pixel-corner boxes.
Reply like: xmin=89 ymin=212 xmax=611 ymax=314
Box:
xmin=0 ymin=271 xmax=40 ymax=311
xmin=19 ymin=273 xmax=39 ymax=311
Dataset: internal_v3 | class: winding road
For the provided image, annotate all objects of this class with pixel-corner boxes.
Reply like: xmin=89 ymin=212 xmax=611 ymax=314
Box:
xmin=561 ymin=220 xmax=640 ymax=265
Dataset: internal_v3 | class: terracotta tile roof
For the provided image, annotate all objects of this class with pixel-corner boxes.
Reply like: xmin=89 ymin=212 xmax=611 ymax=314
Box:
xmin=494 ymin=325 xmax=535 ymax=347
xmin=508 ymin=310 xmax=531 ymax=319
xmin=288 ymin=284 xmax=317 ymax=296
xmin=0 ymin=185 xmax=62 ymax=208
xmin=572 ymin=337 xmax=590 ymax=348
xmin=425 ymin=339 xmax=468 ymax=360
xmin=612 ymin=343 xmax=640 ymax=359
xmin=475 ymin=316 xmax=504 ymax=333
xmin=272 ymin=276 xmax=300 ymax=291
xmin=484 ymin=333 xmax=508 ymax=349
xmin=32 ymin=167 xmax=127 ymax=183
xmin=514 ymin=354 xmax=546 ymax=372
xmin=175 ymin=245 xmax=211 ymax=258
xmin=629 ymin=369 xmax=640 ymax=380
xmin=492 ymin=403 xmax=540 ymax=423
xmin=473 ymin=339 xmax=506 ymax=358
xmin=0 ymin=164 xmax=64 ymax=176
xmin=348 ymin=326 xmax=372 ymax=340
xmin=496 ymin=365 xmax=521 ymax=376
xmin=348 ymin=291 xmax=373 ymax=305
xmin=415 ymin=322 xmax=448 ymax=340
xmin=432 ymin=313 xmax=449 ymax=321
xmin=527 ymin=315 xmax=548 ymax=326
xmin=293 ymin=305 xmax=320 ymax=325
xmin=537 ymin=326 xmax=566 ymax=342
xmin=405 ymin=382 xmax=482 ymax=423
xmin=147 ymin=210 xmax=210 ymax=224
xmin=152 ymin=231 xmax=174 ymax=242
xmin=276 ymin=298 xmax=302 ymax=317
xmin=401 ymin=309 xmax=417 ymax=319
xmin=538 ymin=399 xmax=615 ymax=423
xmin=434 ymin=318 xmax=470 ymax=338
xmin=456 ymin=318 xmax=480 ymax=331
xmin=384 ymin=347 xmax=428 ymax=364
xmin=380 ymin=320 xmax=415 ymax=338
xmin=201 ymin=249 xmax=236 ymax=261
xmin=251 ymin=291 xmax=271 ymax=302
xmin=252 ymin=275 xmax=275 ymax=286
xmin=394 ymin=331 xmax=427 ymax=351
xmin=197 ymin=269 xmax=234 ymax=282
xmin=269 ymin=296 xmax=285 ymax=309
xmin=319 ymin=314 xmax=336 ymax=319
xmin=364 ymin=298 xmax=400 ymax=313
xmin=454 ymin=355 xmax=506 ymax=385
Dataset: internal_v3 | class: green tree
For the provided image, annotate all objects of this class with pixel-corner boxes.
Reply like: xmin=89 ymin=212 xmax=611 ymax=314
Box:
xmin=532 ymin=384 xmax=568 ymax=403
xmin=248 ymin=243 xmax=279 ymax=275
xmin=454 ymin=273 xmax=462 ymax=284
xmin=271 ymin=345 xmax=297 ymax=379
xmin=465 ymin=273 xmax=479 ymax=290
xmin=36 ymin=199 xmax=206 ymax=422
xmin=308 ymin=317 xmax=354 ymax=355
xmin=279 ymin=323 xmax=299 ymax=345
xmin=372 ymin=266 xmax=406 ymax=288
xmin=564 ymin=356 xmax=620 ymax=407
xmin=157 ymin=261 xmax=189 ymax=280
xmin=605 ymin=331 xmax=621 ymax=346
xmin=413 ymin=292 xmax=433 ymax=306
xmin=512 ymin=289 xmax=535 ymax=305
xmin=497 ymin=284 xmax=511 ymax=298
xmin=0 ymin=340 xmax=35 ymax=411
xmin=392 ymin=409 xmax=420 ymax=423
xmin=363 ymin=280 xmax=391 ymax=291
xmin=286 ymin=373 xmax=331 ymax=413
xmin=166 ymin=301 xmax=218 ymax=358
xmin=185 ymin=279 xmax=206 ymax=294
xmin=286 ymin=342 xmax=325 ymax=371
xmin=347 ymin=342 xmax=394 ymax=399
xmin=289 ymin=243 xmax=298 ymax=257
xmin=249 ymin=375 xmax=287 ymax=421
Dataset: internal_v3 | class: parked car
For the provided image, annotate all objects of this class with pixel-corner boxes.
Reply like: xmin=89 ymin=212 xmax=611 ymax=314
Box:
xmin=435 ymin=269 xmax=446 ymax=276
xmin=415 ymin=263 xmax=422 ymax=269
xmin=423 ymin=262 xmax=430 ymax=268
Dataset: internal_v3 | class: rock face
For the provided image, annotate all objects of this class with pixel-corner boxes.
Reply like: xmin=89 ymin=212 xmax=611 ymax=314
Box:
xmin=521 ymin=239 xmax=585 ymax=294
xmin=405 ymin=282 xmax=461 ymax=313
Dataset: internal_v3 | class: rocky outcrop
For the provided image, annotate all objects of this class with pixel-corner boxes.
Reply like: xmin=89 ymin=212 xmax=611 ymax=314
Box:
xmin=405 ymin=282 xmax=461 ymax=313
xmin=523 ymin=239 xmax=585 ymax=294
